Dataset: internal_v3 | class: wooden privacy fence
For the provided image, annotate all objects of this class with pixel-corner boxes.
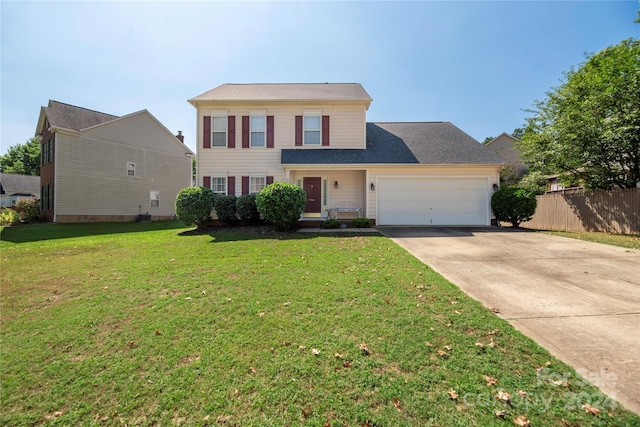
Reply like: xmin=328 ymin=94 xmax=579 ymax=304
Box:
xmin=521 ymin=188 xmax=639 ymax=235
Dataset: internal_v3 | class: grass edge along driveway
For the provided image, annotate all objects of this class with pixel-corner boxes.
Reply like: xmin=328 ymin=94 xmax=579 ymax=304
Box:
xmin=1 ymin=222 xmax=638 ymax=426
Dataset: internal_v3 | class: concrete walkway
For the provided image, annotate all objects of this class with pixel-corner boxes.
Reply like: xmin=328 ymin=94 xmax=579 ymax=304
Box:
xmin=379 ymin=227 xmax=640 ymax=415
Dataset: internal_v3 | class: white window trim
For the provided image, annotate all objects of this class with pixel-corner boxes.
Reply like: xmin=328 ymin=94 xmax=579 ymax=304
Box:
xmin=303 ymin=110 xmax=322 ymax=146
xmin=127 ymin=162 xmax=136 ymax=177
xmin=249 ymin=175 xmax=267 ymax=195
xmin=211 ymin=175 xmax=228 ymax=196
xmin=210 ymin=110 xmax=228 ymax=148
xmin=249 ymin=110 xmax=266 ymax=148
xmin=150 ymin=191 xmax=160 ymax=208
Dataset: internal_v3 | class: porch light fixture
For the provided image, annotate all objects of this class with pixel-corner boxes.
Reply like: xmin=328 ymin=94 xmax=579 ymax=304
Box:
xmin=334 ymin=181 xmax=338 ymax=189
xmin=370 ymin=182 xmax=375 ymax=191
xmin=492 ymin=183 xmax=499 ymax=192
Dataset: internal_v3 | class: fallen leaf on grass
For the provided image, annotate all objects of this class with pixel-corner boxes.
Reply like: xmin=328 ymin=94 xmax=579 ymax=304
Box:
xmin=127 ymin=341 xmax=136 ymax=348
xmin=494 ymin=410 xmax=507 ymax=418
xmin=359 ymin=342 xmax=370 ymax=355
xmin=518 ymin=390 xmax=529 ymax=400
xmin=475 ymin=342 xmax=484 ymax=349
xmin=443 ymin=345 xmax=452 ymax=351
xmin=257 ymin=312 xmax=265 ymax=317
xmin=334 ymin=352 xmax=343 ymax=359
xmin=302 ymin=404 xmax=311 ymax=419
xmin=437 ymin=350 xmax=449 ymax=359
xmin=496 ymin=390 xmax=511 ymax=403
xmin=283 ymin=301 xmax=291 ymax=306
xmin=491 ymin=307 xmax=501 ymax=313
xmin=155 ymin=330 xmax=162 ymax=336
xmin=483 ymin=375 xmax=498 ymax=386
xmin=249 ymin=366 xmax=257 ymax=374
xmin=343 ymin=361 xmax=353 ymax=368
xmin=312 ymin=348 xmax=320 ymax=355
xmin=582 ymin=403 xmax=600 ymax=416
xmin=392 ymin=397 xmax=402 ymax=412
xmin=513 ymin=415 xmax=530 ymax=426
xmin=448 ymin=388 xmax=458 ymax=400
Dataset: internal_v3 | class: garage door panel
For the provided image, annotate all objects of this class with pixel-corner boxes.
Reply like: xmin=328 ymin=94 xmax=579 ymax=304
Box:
xmin=378 ymin=177 xmax=488 ymax=226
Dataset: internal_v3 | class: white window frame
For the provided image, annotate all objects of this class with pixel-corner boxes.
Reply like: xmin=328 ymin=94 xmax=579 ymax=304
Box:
xmin=249 ymin=110 xmax=266 ymax=148
xmin=303 ymin=110 xmax=321 ymax=146
xmin=250 ymin=176 xmax=266 ymax=195
xmin=150 ymin=191 xmax=159 ymax=208
xmin=127 ymin=162 xmax=136 ymax=177
xmin=211 ymin=110 xmax=228 ymax=148
xmin=211 ymin=176 xmax=227 ymax=198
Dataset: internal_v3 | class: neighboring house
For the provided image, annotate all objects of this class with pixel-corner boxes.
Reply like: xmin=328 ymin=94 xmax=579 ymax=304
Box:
xmin=35 ymin=100 xmax=193 ymax=223
xmin=484 ymin=132 xmax=527 ymax=178
xmin=0 ymin=173 xmax=39 ymax=207
xmin=188 ymin=83 xmax=502 ymax=226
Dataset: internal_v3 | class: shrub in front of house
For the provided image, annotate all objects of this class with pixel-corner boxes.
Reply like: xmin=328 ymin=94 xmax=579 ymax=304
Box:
xmin=0 ymin=208 xmax=20 ymax=225
xmin=322 ymin=219 xmax=340 ymax=229
xmin=351 ymin=217 xmax=371 ymax=228
xmin=256 ymin=182 xmax=306 ymax=231
xmin=236 ymin=194 xmax=260 ymax=225
xmin=175 ymin=186 xmax=214 ymax=229
xmin=14 ymin=198 xmax=41 ymax=223
xmin=491 ymin=187 xmax=537 ymax=228
xmin=214 ymin=195 xmax=237 ymax=225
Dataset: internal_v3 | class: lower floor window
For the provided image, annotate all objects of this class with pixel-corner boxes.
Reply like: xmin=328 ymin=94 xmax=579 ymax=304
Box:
xmin=150 ymin=191 xmax=159 ymax=208
xmin=250 ymin=176 xmax=266 ymax=194
xmin=212 ymin=177 xmax=227 ymax=197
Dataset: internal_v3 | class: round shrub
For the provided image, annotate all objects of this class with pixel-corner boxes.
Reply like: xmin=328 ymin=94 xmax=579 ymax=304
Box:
xmin=14 ymin=198 xmax=41 ymax=222
xmin=256 ymin=182 xmax=306 ymax=231
xmin=236 ymin=194 xmax=260 ymax=225
xmin=214 ymin=195 xmax=237 ymax=225
xmin=175 ymin=186 xmax=214 ymax=228
xmin=491 ymin=187 xmax=537 ymax=228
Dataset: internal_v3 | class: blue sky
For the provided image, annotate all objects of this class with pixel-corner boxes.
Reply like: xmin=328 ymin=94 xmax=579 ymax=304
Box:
xmin=1 ymin=1 xmax=638 ymax=155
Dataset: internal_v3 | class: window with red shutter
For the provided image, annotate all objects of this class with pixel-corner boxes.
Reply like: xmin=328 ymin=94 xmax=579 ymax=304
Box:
xmin=267 ymin=116 xmax=274 ymax=148
xmin=203 ymin=117 xmax=211 ymax=149
xmin=322 ymin=116 xmax=330 ymax=146
xmin=242 ymin=116 xmax=249 ymax=148
xmin=228 ymin=116 xmax=236 ymax=148
xmin=203 ymin=176 xmax=211 ymax=188
xmin=295 ymin=116 xmax=303 ymax=146
xmin=242 ymin=176 xmax=249 ymax=195
xmin=228 ymin=176 xmax=236 ymax=196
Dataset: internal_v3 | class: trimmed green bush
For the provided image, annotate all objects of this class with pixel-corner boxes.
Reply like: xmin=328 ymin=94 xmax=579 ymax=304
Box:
xmin=256 ymin=182 xmax=306 ymax=231
xmin=351 ymin=217 xmax=371 ymax=228
xmin=236 ymin=194 xmax=260 ymax=225
xmin=0 ymin=208 xmax=20 ymax=225
xmin=214 ymin=195 xmax=237 ymax=225
xmin=175 ymin=186 xmax=214 ymax=228
xmin=322 ymin=219 xmax=340 ymax=229
xmin=14 ymin=198 xmax=41 ymax=223
xmin=491 ymin=187 xmax=537 ymax=228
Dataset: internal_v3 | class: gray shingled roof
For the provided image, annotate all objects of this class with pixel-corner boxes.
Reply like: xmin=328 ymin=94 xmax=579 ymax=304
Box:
xmin=189 ymin=83 xmax=372 ymax=103
xmin=44 ymin=100 xmax=118 ymax=131
xmin=281 ymin=122 xmax=504 ymax=165
xmin=0 ymin=173 xmax=40 ymax=195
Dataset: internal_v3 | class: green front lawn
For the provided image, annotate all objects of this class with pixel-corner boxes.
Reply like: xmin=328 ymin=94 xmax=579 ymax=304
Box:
xmin=1 ymin=222 xmax=637 ymax=426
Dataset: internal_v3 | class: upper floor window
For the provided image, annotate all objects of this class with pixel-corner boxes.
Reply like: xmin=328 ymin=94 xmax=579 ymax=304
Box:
xmin=250 ymin=176 xmax=266 ymax=194
xmin=303 ymin=115 xmax=321 ymax=145
xmin=212 ymin=116 xmax=227 ymax=147
xmin=127 ymin=162 xmax=136 ymax=176
xmin=250 ymin=115 xmax=265 ymax=147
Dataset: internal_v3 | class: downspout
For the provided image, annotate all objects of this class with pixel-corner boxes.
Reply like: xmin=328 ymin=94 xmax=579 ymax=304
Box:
xmin=53 ymin=132 xmax=57 ymax=223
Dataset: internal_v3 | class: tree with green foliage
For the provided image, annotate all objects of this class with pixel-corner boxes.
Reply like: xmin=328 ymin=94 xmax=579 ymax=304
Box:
xmin=518 ymin=171 xmax=548 ymax=195
xmin=175 ymin=186 xmax=213 ymax=229
xmin=0 ymin=137 xmax=41 ymax=176
xmin=255 ymin=182 xmax=306 ymax=231
xmin=518 ymin=38 xmax=640 ymax=190
xmin=491 ymin=187 xmax=537 ymax=228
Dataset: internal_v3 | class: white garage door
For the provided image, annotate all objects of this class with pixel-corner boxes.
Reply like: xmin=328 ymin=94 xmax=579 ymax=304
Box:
xmin=377 ymin=177 xmax=489 ymax=226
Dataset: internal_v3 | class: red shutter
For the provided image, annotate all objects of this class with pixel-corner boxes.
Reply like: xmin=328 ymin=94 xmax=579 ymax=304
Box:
xmin=266 ymin=116 xmax=274 ymax=148
xmin=228 ymin=176 xmax=235 ymax=196
xmin=203 ymin=176 xmax=211 ymax=188
xmin=242 ymin=116 xmax=249 ymax=148
xmin=295 ymin=116 xmax=303 ymax=146
xmin=242 ymin=176 xmax=249 ymax=195
xmin=203 ymin=116 xmax=211 ymax=149
xmin=228 ymin=116 xmax=235 ymax=148
xmin=266 ymin=176 xmax=274 ymax=185
xmin=322 ymin=116 xmax=330 ymax=146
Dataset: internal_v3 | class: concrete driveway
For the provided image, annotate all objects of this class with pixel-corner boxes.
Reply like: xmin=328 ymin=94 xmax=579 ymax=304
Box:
xmin=379 ymin=227 xmax=640 ymax=415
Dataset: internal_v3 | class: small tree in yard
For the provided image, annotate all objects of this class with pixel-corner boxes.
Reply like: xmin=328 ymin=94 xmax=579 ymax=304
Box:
xmin=214 ymin=195 xmax=237 ymax=225
xmin=256 ymin=182 xmax=306 ymax=231
xmin=236 ymin=194 xmax=261 ymax=225
xmin=14 ymin=198 xmax=41 ymax=223
xmin=175 ymin=186 xmax=213 ymax=229
xmin=491 ymin=187 xmax=537 ymax=228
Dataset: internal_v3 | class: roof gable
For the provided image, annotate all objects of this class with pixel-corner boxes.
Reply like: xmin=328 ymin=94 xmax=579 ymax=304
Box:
xmin=189 ymin=83 xmax=372 ymax=105
xmin=0 ymin=173 xmax=40 ymax=194
xmin=40 ymin=100 xmax=118 ymax=133
xmin=282 ymin=122 xmax=503 ymax=165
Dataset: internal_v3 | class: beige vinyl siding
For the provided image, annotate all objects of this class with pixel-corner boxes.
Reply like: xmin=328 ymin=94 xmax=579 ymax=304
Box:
xmin=54 ymin=113 xmax=191 ymax=218
xmin=196 ymin=104 xmax=366 ymax=189
xmin=366 ymin=165 xmax=501 ymax=220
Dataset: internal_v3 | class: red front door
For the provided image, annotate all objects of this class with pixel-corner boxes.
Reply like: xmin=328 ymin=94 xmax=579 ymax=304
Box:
xmin=303 ymin=177 xmax=322 ymax=214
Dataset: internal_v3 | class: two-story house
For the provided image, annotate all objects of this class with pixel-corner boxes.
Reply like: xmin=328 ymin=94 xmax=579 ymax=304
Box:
xmin=36 ymin=100 xmax=194 ymax=222
xmin=188 ymin=83 xmax=502 ymax=226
